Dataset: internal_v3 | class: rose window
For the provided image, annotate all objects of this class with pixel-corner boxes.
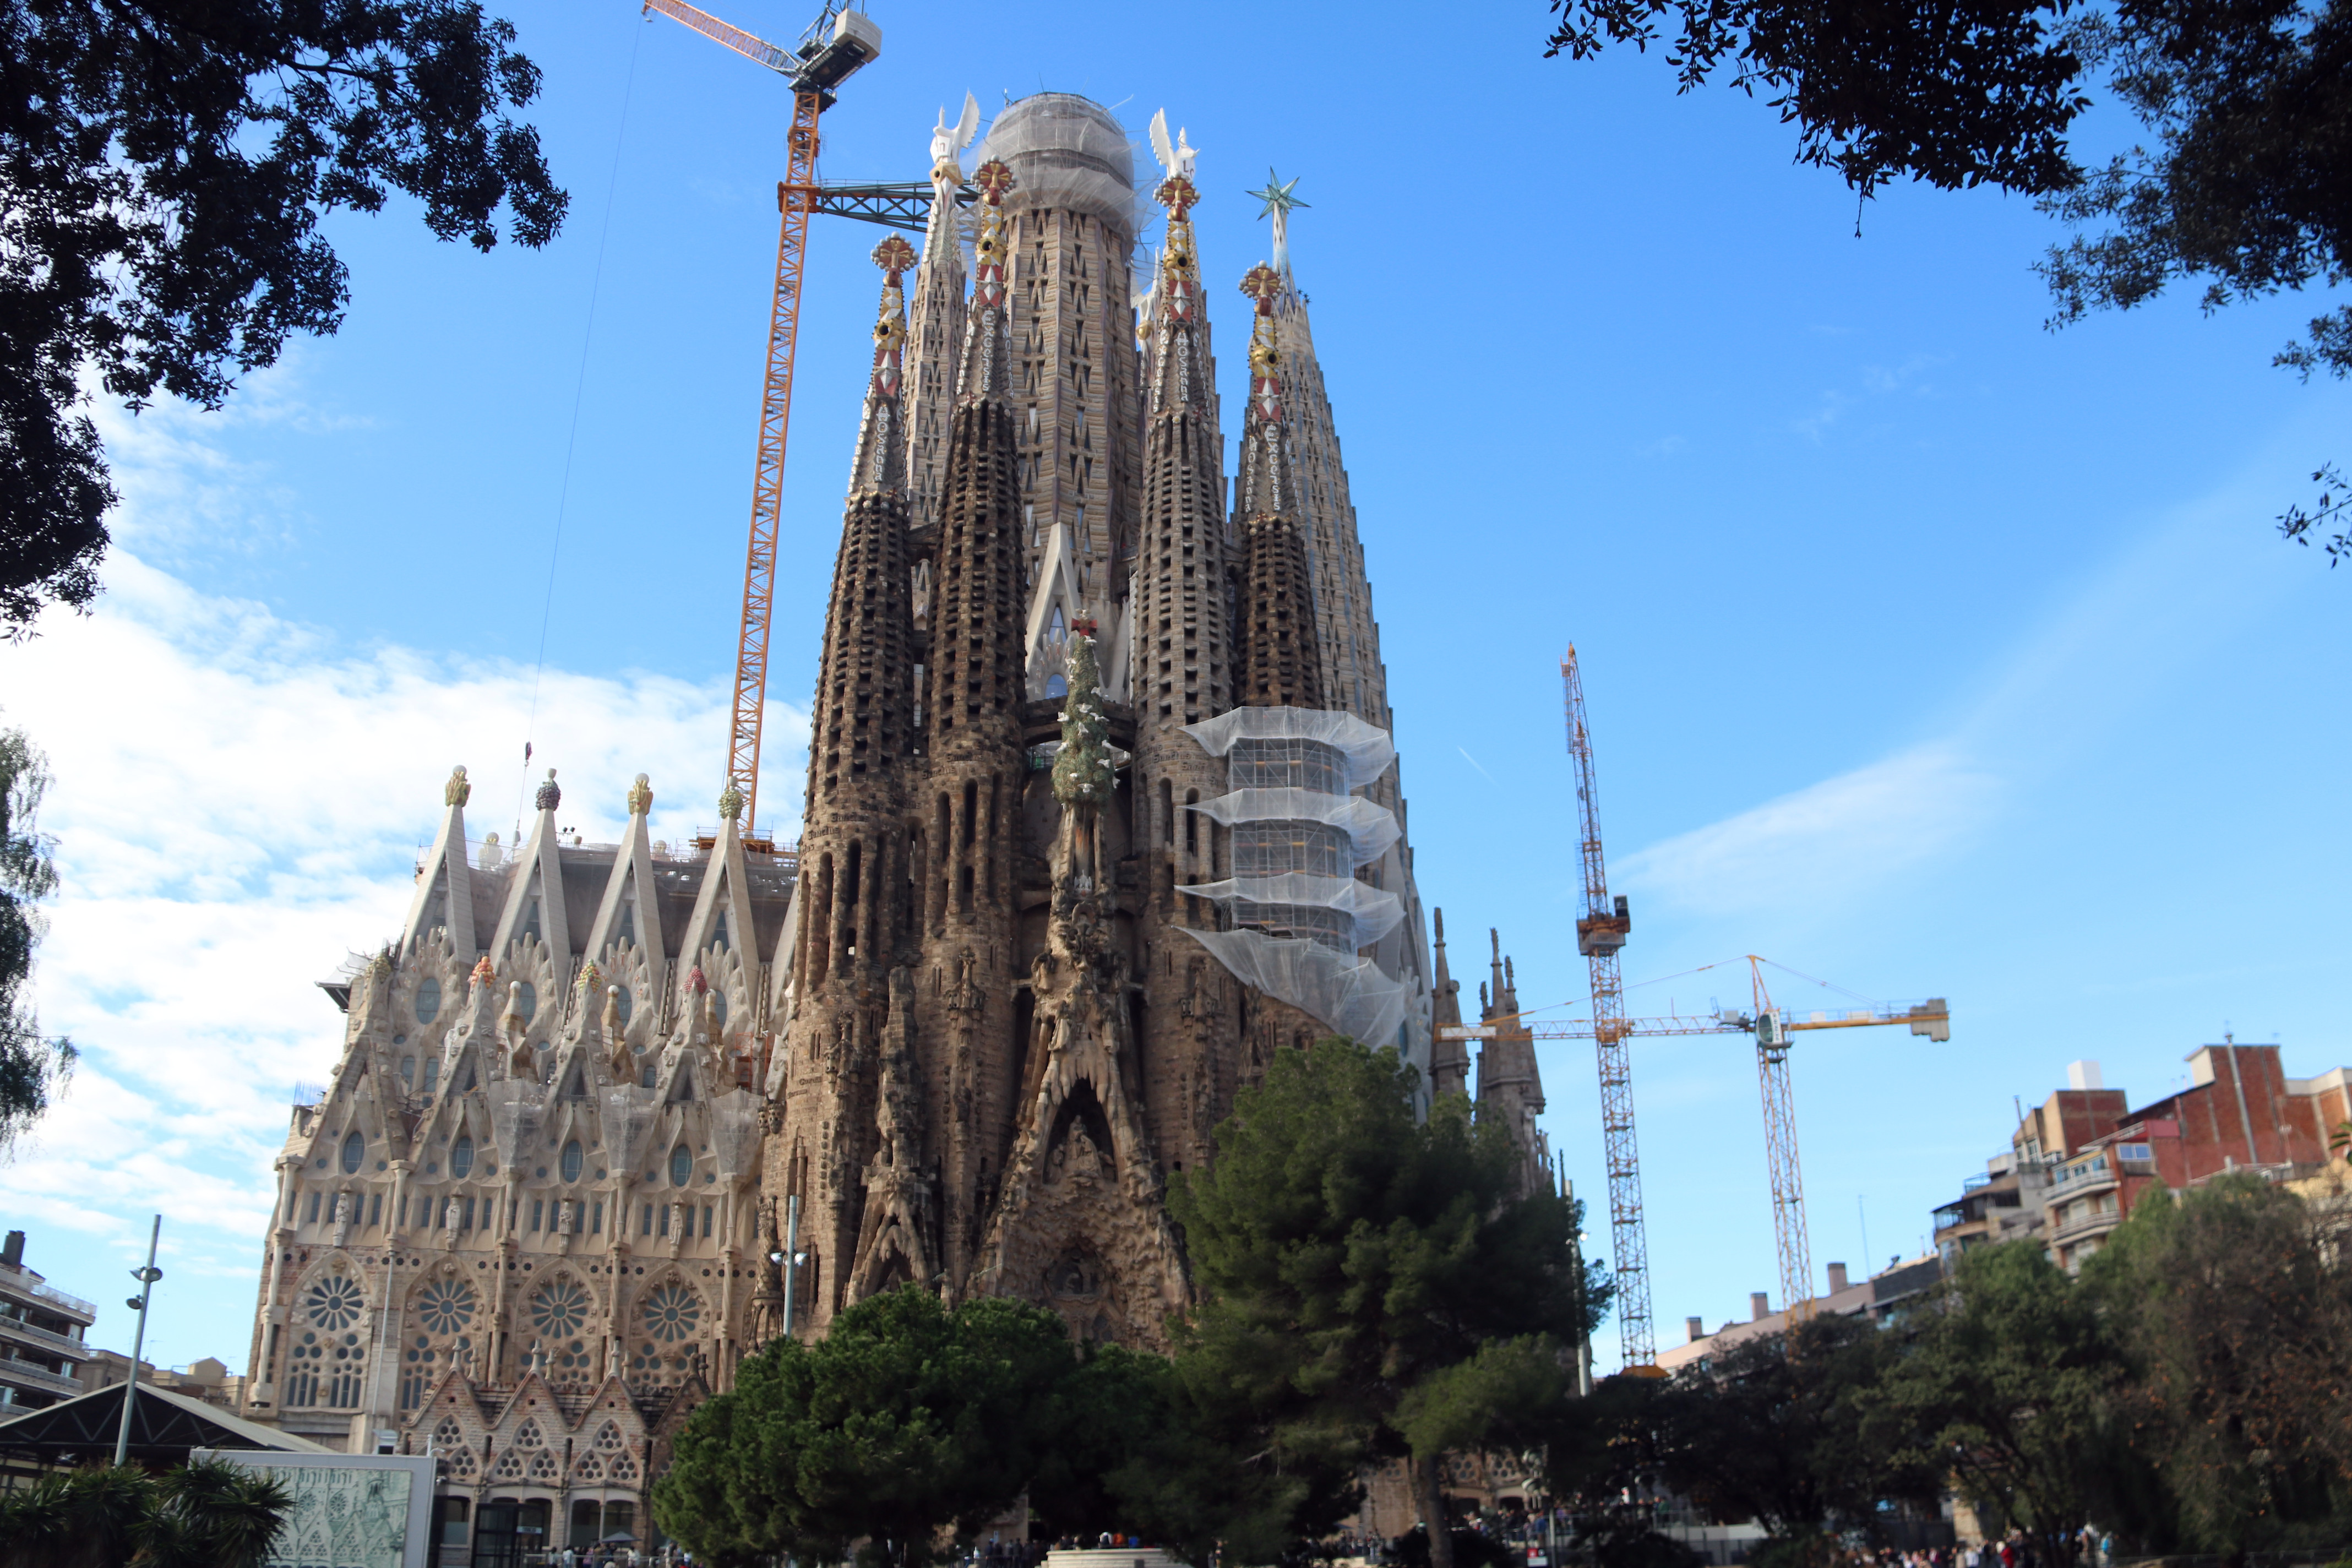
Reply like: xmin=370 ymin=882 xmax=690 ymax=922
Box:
xmin=639 ymin=1283 xmax=701 ymax=1343
xmin=416 ymin=1280 xmax=475 ymax=1336
xmin=304 ymin=1276 xmax=365 ymax=1331
xmin=529 ymin=1278 xmax=591 ymax=1339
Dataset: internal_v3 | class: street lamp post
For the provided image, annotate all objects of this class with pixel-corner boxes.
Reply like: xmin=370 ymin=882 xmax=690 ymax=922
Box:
xmin=114 ymin=1214 xmax=163 ymax=1468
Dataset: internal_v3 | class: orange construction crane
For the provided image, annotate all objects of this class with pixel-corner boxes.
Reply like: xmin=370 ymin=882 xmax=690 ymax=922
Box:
xmin=641 ymin=0 xmax=882 ymax=840
xmin=1527 ymin=965 xmax=1950 ymax=1337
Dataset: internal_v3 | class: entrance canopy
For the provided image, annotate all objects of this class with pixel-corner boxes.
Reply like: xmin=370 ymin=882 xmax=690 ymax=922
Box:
xmin=0 ymin=1382 xmax=328 ymax=1467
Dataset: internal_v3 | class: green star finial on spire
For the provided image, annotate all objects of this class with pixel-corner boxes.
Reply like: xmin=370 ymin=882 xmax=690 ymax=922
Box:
xmin=1246 ymin=169 xmax=1308 ymax=222
xmin=1244 ymin=170 xmax=1308 ymax=273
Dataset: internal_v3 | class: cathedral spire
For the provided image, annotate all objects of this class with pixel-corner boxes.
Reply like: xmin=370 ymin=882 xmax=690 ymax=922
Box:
xmin=956 ymin=159 xmax=1016 ymax=404
xmin=906 ymin=94 xmax=978 ymax=530
xmin=847 ymin=237 xmax=914 ymax=498
xmin=1233 ymin=262 xmax=1321 ymax=710
xmin=1146 ymin=171 xmax=1211 ymax=417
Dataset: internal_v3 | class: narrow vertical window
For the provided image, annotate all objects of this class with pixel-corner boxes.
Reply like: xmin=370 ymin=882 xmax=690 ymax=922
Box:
xmin=658 ymin=1204 xmax=671 ymax=1238
xmin=368 ymin=1193 xmax=383 ymax=1228
xmin=305 ymin=1191 xmax=321 ymax=1224
xmin=701 ymin=1204 xmax=713 ymax=1238
xmin=591 ymin=1201 xmax=603 ymax=1234
xmin=530 ymin=1199 xmax=543 ymax=1232
xmin=641 ymin=1205 xmax=652 ymax=1236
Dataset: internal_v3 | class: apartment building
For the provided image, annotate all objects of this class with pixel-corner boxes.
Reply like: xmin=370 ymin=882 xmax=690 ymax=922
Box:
xmin=0 ymin=1231 xmax=97 ymax=1414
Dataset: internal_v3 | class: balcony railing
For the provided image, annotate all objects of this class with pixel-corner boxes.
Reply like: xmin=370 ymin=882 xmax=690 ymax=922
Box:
xmin=0 ymin=1264 xmax=96 ymax=1320
xmin=0 ymin=1357 xmax=90 ymax=1396
xmin=2051 ymin=1207 xmax=2121 ymax=1244
xmin=0 ymin=1315 xmax=94 ymax=1360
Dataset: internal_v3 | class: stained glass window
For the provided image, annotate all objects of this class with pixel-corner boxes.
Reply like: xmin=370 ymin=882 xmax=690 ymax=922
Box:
xmin=451 ymin=1135 xmax=474 ymax=1179
xmin=562 ymin=1139 xmax=584 ymax=1183
xmin=306 ymin=1275 xmax=365 ymax=1331
xmin=530 ymin=1278 xmax=591 ymax=1338
xmin=340 ymin=1131 xmax=363 ymax=1174
xmin=640 ymin=1282 xmax=701 ymax=1343
xmin=415 ymin=977 xmax=442 ymax=1025
xmin=669 ymin=1144 xmax=691 ymax=1186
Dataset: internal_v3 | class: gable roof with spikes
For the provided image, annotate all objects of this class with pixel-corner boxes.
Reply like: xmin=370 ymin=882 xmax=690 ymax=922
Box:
xmin=679 ymin=813 xmax=759 ymax=974
xmin=404 ymin=774 xmax=478 ymax=956
xmin=491 ymin=772 xmax=575 ymax=964
xmin=585 ymin=776 xmax=670 ymax=1001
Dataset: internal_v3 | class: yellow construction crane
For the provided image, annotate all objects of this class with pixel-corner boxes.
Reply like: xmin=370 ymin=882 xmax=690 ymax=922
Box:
xmin=1527 ymin=968 xmax=1948 ymax=1333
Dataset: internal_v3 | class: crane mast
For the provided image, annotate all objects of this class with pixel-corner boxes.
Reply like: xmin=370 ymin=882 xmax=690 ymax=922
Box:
xmin=642 ymin=0 xmax=881 ymax=837
xmin=1531 ymin=977 xmax=1951 ymax=1333
xmin=1562 ymin=647 xmax=1652 ymax=1370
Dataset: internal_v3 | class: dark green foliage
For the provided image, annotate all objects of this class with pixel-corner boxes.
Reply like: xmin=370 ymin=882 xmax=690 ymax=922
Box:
xmin=1540 ymin=0 xmax=2092 ymax=198
xmin=653 ymin=1287 xmax=1080 ymax=1568
xmin=1652 ymin=1313 xmax=1934 ymax=1541
xmin=1861 ymin=1242 xmax=2125 ymax=1564
xmin=0 ymin=1457 xmax=293 ymax=1568
xmin=0 ymin=726 xmax=72 ymax=1157
xmin=1389 ymin=1523 xmax=1527 ymax=1568
xmin=1167 ymin=1036 xmax=1608 ymax=1564
xmin=0 ymin=0 xmax=568 ymax=631
xmin=2081 ymin=1177 xmax=2352 ymax=1555
xmin=1534 ymin=1376 xmax=1701 ymax=1568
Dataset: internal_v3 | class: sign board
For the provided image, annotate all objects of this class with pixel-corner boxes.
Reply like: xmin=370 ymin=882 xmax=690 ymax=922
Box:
xmin=195 ymin=1450 xmax=436 ymax=1568
xmin=1436 ymin=1025 xmax=1497 ymax=1039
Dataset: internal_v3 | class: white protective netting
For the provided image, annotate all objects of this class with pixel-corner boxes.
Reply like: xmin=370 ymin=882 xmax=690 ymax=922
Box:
xmin=1182 ymin=707 xmax=1396 ymax=793
xmin=1174 ymin=873 xmax=1406 ymax=950
xmin=1184 ymin=790 xmax=1401 ymax=868
xmin=1180 ymin=928 xmax=1410 ymax=1048
xmin=709 ymin=1089 xmax=764 ymax=1179
xmin=489 ymin=1082 xmax=545 ymax=1168
xmin=973 ymin=94 xmax=1136 ymax=234
xmin=602 ymin=1086 xmax=660 ymax=1175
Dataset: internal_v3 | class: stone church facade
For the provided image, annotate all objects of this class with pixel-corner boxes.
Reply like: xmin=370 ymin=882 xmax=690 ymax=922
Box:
xmin=238 ymin=90 xmax=1445 ymax=1549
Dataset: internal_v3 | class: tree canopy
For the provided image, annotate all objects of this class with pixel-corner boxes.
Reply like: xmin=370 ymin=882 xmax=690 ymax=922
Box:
xmin=1167 ymin=1035 xmax=1610 ymax=1568
xmin=1 ymin=0 xmax=567 ymax=631
xmin=654 ymin=1287 xmax=1081 ymax=1568
xmin=0 ymin=727 xmax=71 ymax=1157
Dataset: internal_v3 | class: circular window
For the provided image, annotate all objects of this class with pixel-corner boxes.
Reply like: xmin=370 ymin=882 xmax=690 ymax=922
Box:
xmin=340 ymin=1131 xmax=363 ymax=1174
xmin=668 ymin=1144 xmax=691 ymax=1187
xmin=451 ymin=1135 xmax=475 ymax=1179
xmin=416 ymin=1279 xmax=476 ymax=1336
xmin=514 ymin=982 xmax=537 ymax=1025
xmin=640 ymin=1283 xmax=701 ymax=1343
xmin=613 ymin=986 xmax=633 ymax=1026
xmin=415 ymin=977 xmax=442 ymax=1025
xmin=530 ymin=1278 xmax=592 ymax=1338
xmin=306 ymin=1276 xmax=365 ymax=1331
xmin=561 ymin=1140 xmax=584 ymax=1183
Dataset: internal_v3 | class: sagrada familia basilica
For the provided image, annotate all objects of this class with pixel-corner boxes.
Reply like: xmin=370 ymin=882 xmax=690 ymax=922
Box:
xmin=238 ymin=91 xmax=1545 ymax=1549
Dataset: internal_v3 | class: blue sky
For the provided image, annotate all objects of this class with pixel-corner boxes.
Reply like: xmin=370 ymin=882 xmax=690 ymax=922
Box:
xmin=2 ymin=0 xmax=2347 ymax=1375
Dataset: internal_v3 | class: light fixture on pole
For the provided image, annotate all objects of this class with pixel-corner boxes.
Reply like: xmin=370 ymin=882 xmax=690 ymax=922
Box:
xmin=114 ymin=1214 xmax=162 ymax=1468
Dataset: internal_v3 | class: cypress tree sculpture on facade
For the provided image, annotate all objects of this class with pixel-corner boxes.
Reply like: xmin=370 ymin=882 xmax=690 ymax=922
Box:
xmin=1052 ymin=630 xmax=1115 ymax=892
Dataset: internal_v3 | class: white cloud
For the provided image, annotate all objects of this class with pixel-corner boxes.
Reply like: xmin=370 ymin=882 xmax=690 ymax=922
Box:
xmin=1616 ymin=742 xmax=1999 ymax=921
xmin=0 ymin=399 xmax=805 ymax=1361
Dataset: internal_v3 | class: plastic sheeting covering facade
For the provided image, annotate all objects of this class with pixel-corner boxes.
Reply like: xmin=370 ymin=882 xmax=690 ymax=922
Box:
xmin=1177 ymin=705 xmax=1412 ymax=1048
